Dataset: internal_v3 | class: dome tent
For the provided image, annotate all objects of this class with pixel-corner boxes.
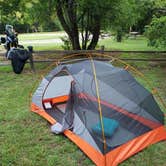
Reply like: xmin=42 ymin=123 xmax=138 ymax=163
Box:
xmin=31 ymin=56 xmax=166 ymax=166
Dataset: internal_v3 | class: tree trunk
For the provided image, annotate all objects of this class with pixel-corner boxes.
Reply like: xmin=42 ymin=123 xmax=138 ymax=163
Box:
xmin=87 ymin=20 xmax=100 ymax=50
xmin=56 ymin=1 xmax=101 ymax=50
xmin=56 ymin=1 xmax=81 ymax=50
xmin=116 ymin=29 xmax=123 ymax=42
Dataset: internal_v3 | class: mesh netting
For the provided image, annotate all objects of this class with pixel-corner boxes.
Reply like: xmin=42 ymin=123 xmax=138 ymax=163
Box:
xmin=42 ymin=59 xmax=164 ymax=154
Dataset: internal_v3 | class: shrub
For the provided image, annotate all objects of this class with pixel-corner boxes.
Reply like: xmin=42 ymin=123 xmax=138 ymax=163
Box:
xmin=145 ymin=16 xmax=166 ymax=47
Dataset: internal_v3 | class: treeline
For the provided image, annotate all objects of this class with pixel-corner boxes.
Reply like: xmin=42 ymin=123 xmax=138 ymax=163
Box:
xmin=0 ymin=22 xmax=62 ymax=34
xmin=0 ymin=0 xmax=165 ymax=49
xmin=0 ymin=0 xmax=156 ymax=34
xmin=0 ymin=0 xmax=62 ymax=34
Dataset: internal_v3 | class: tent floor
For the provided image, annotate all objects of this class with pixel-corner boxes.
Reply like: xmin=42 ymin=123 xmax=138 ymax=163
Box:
xmin=45 ymin=107 xmax=64 ymax=124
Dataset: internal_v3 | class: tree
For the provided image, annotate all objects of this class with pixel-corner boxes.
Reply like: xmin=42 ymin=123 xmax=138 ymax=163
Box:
xmin=0 ymin=0 xmax=40 ymax=32
xmin=0 ymin=0 xmax=22 ymax=24
xmin=106 ymin=0 xmax=138 ymax=42
xmin=133 ymin=0 xmax=166 ymax=34
xmin=22 ymin=0 xmax=62 ymax=32
xmin=55 ymin=0 xmax=138 ymax=49
xmin=0 ymin=0 xmax=62 ymax=33
xmin=132 ymin=0 xmax=155 ymax=33
xmin=145 ymin=16 xmax=166 ymax=48
xmin=144 ymin=0 xmax=166 ymax=47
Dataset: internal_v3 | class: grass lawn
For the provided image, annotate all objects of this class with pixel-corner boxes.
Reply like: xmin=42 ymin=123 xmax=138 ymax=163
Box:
xmin=0 ymin=56 xmax=166 ymax=166
xmin=98 ymin=36 xmax=166 ymax=51
xmin=1 ymin=32 xmax=165 ymax=51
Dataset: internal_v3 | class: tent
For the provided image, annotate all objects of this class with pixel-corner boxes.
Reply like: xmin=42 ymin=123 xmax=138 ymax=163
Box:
xmin=31 ymin=58 xmax=166 ymax=166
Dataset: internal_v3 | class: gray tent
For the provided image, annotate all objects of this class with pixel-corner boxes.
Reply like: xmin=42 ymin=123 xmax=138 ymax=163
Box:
xmin=31 ymin=59 xmax=166 ymax=166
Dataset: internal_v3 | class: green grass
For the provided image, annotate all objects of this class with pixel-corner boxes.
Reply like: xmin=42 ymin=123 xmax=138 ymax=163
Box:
xmin=1 ymin=32 xmax=165 ymax=51
xmin=0 ymin=56 xmax=166 ymax=166
xmin=98 ymin=36 xmax=166 ymax=51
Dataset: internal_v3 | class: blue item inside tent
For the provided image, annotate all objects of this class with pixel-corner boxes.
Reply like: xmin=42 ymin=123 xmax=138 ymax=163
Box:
xmin=92 ymin=117 xmax=119 ymax=138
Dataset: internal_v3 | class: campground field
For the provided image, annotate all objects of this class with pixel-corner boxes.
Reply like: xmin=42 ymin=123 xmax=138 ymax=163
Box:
xmin=1 ymin=31 xmax=166 ymax=51
xmin=0 ymin=32 xmax=166 ymax=166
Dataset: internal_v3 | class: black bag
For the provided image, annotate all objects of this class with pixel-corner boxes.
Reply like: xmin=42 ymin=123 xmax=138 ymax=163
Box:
xmin=0 ymin=37 xmax=6 ymax=44
xmin=8 ymin=48 xmax=30 ymax=74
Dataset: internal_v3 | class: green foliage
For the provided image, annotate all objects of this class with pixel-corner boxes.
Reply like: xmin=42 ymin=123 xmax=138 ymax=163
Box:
xmin=145 ymin=16 xmax=166 ymax=47
xmin=54 ymin=0 xmax=140 ymax=49
xmin=109 ymin=0 xmax=138 ymax=28
xmin=133 ymin=0 xmax=166 ymax=33
xmin=60 ymin=36 xmax=72 ymax=50
xmin=23 ymin=0 xmax=62 ymax=32
xmin=154 ymin=0 xmax=166 ymax=8
xmin=136 ymin=0 xmax=166 ymax=48
xmin=133 ymin=0 xmax=155 ymax=33
xmin=1 ymin=0 xmax=165 ymax=49
xmin=0 ymin=0 xmax=62 ymax=33
xmin=104 ymin=0 xmax=138 ymax=42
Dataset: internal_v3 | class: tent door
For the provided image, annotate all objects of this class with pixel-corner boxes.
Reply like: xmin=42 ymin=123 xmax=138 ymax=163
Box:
xmin=42 ymin=70 xmax=74 ymax=128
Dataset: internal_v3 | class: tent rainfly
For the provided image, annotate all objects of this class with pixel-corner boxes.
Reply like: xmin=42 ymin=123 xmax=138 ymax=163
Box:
xmin=31 ymin=59 xmax=166 ymax=166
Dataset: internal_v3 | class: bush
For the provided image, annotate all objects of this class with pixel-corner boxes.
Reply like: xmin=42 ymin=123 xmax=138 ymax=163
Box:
xmin=145 ymin=16 xmax=166 ymax=48
xmin=60 ymin=36 xmax=72 ymax=50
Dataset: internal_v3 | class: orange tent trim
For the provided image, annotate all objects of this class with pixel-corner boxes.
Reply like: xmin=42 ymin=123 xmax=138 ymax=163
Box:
xmin=43 ymin=95 xmax=69 ymax=104
xmin=106 ymin=126 xmax=166 ymax=166
xmin=31 ymin=103 xmax=56 ymax=124
xmin=31 ymin=103 xmax=105 ymax=165
xmin=31 ymin=103 xmax=166 ymax=166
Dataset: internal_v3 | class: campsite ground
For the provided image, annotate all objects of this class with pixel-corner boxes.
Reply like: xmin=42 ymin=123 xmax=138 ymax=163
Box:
xmin=0 ymin=32 xmax=166 ymax=166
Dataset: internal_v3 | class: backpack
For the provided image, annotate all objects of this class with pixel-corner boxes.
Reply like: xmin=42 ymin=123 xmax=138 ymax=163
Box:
xmin=8 ymin=48 xmax=30 ymax=74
